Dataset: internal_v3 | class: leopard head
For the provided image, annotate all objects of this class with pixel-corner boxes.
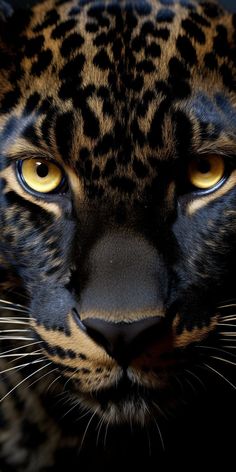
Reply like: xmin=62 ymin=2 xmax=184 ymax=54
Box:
xmin=0 ymin=0 xmax=236 ymax=426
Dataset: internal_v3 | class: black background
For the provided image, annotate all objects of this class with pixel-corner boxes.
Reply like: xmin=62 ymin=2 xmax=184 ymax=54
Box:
xmin=6 ymin=0 xmax=236 ymax=11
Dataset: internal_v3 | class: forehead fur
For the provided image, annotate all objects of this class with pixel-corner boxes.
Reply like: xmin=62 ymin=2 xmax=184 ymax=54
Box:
xmin=0 ymin=0 xmax=235 ymax=200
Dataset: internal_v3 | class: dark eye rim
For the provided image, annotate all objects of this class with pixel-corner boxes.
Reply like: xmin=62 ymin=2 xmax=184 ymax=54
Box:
xmin=16 ymin=158 xmax=68 ymax=197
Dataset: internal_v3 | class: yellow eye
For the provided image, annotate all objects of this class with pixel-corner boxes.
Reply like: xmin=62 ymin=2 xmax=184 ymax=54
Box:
xmin=18 ymin=159 xmax=65 ymax=194
xmin=188 ymin=155 xmax=225 ymax=190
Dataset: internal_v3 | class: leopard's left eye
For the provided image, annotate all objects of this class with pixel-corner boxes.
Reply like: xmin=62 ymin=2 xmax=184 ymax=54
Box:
xmin=188 ymin=155 xmax=225 ymax=190
xmin=17 ymin=158 xmax=65 ymax=194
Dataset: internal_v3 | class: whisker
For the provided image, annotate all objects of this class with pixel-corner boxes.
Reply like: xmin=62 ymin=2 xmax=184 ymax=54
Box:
xmin=0 ymin=361 xmax=52 ymax=403
xmin=152 ymin=415 xmax=165 ymax=451
xmin=218 ymin=323 xmax=236 ymax=328
xmin=96 ymin=415 xmax=105 ymax=447
xmin=104 ymin=417 xmax=110 ymax=449
xmin=27 ymin=367 xmax=58 ymax=389
xmin=222 ymin=345 xmax=236 ymax=349
xmin=0 ymin=317 xmax=31 ymax=321
xmin=0 ymin=358 xmax=46 ymax=375
xmin=172 ymin=374 xmax=185 ymax=395
xmin=184 ymin=369 xmax=206 ymax=391
xmin=75 ymin=406 xmax=93 ymax=422
xmin=220 ymin=335 xmax=236 ymax=339
xmin=195 ymin=345 xmax=236 ymax=359
xmin=63 ymin=368 xmax=80 ymax=390
xmin=0 ymin=329 xmax=30 ymax=334
xmin=46 ymin=374 xmax=62 ymax=393
xmin=0 ymin=336 xmax=34 ymax=341
xmin=218 ymin=303 xmax=236 ymax=309
xmin=203 ymin=363 xmax=236 ymax=390
xmin=0 ymin=306 xmax=29 ymax=314
xmin=79 ymin=408 xmax=99 ymax=452
xmin=8 ymin=349 xmax=43 ymax=364
xmin=0 ymin=321 xmax=31 ymax=326
xmin=5 ymin=289 xmax=29 ymax=300
xmin=61 ymin=398 xmax=81 ymax=419
xmin=210 ymin=356 xmax=236 ymax=366
xmin=0 ymin=299 xmax=28 ymax=309
xmin=185 ymin=377 xmax=198 ymax=395
xmin=0 ymin=341 xmax=42 ymax=356
xmin=219 ymin=332 xmax=236 ymax=336
xmin=151 ymin=401 xmax=168 ymax=420
xmin=0 ymin=352 xmax=42 ymax=359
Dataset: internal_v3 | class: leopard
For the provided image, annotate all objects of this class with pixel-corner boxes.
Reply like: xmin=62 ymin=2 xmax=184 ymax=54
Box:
xmin=0 ymin=0 xmax=235 ymax=469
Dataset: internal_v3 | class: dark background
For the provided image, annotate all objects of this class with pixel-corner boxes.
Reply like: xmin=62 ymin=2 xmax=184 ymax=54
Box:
xmin=6 ymin=0 xmax=236 ymax=11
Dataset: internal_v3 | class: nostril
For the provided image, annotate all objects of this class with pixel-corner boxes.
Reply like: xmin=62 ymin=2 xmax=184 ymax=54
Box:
xmin=73 ymin=310 xmax=167 ymax=365
xmin=72 ymin=309 xmax=87 ymax=333
xmin=73 ymin=309 xmax=111 ymax=351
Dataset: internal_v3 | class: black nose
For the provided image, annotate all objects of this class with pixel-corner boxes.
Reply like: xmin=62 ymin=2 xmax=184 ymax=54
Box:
xmin=74 ymin=311 xmax=165 ymax=366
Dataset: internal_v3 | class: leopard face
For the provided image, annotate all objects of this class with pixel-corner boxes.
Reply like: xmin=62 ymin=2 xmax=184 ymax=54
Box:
xmin=0 ymin=0 xmax=236 ymax=426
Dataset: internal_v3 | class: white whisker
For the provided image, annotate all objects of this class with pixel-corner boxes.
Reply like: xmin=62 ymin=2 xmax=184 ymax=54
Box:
xmin=8 ymin=349 xmax=43 ymax=364
xmin=218 ymin=323 xmax=236 ymax=328
xmin=0 ymin=336 xmax=34 ymax=341
xmin=185 ymin=377 xmax=198 ymax=395
xmin=0 ymin=329 xmax=30 ymax=333
xmin=210 ymin=356 xmax=236 ymax=366
xmin=221 ymin=316 xmax=236 ymax=321
xmin=219 ymin=332 xmax=236 ymax=336
xmin=152 ymin=415 xmax=165 ymax=451
xmin=75 ymin=406 xmax=92 ymax=422
xmin=218 ymin=304 xmax=236 ymax=309
xmin=0 ymin=358 xmax=46 ymax=375
xmin=0 ymin=299 xmax=27 ymax=309
xmin=79 ymin=408 xmax=99 ymax=451
xmin=63 ymin=368 xmax=80 ymax=390
xmin=0 ymin=341 xmax=42 ymax=356
xmin=0 ymin=362 xmax=52 ymax=403
xmin=0 ymin=352 xmax=42 ymax=359
xmin=27 ymin=367 xmax=57 ymax=389
xmin=203 ymin=363 xmax=236 ymax=390
xmin=104 ymin=417 xmax=110 ymax=449
xmin=172 ymin=374 xmax=185 ymax=395
xmin=0 ymin=320 xmax=31 ymax=326
xmin=61 ymin=399 xmax=81 ymax=419
xmin=46 ymin=375 xmax=62 ymax=393
xmin=96 ymin=415 xmax=105 ymax=447
xmin=220 ymin=336 xmax=236 ymax=340
xmin=0 ymin=316 xmax=31 ymax=323
xmin=0 ymin=306 xmax=29 ymax=314
xmin=184 ymin=369 xmax=206 ymax=390
xmin=222 ymin=345 xmax=236 ymax=349
xmin=151 ymin=401 xmax=168 ymax=420
xmin=195 ymin=345 xmax=236 ymax=359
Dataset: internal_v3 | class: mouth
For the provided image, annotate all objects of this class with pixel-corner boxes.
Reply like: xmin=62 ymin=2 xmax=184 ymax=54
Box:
xmin=75 ymin=368 xmax=183 ymax=425
xmin=92 ymin=376 xmax=150 ymax=405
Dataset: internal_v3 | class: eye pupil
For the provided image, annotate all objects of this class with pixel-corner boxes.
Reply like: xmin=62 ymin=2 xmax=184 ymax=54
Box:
xmin=36 ymin=162 xmax=49 ymax=178
xmin=197 ymin=160 xmax=211 ymax=174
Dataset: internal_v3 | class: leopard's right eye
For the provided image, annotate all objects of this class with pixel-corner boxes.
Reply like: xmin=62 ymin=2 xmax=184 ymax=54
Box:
xmin=188 ymin=155 xmax=225 ymax=191
xmin=17 ymin=158 xmax=66 ymax=195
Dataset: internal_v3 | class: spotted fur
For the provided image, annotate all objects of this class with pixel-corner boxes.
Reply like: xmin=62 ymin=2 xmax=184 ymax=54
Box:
xmin=0 ymin=0 xmax=236 ymax=469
